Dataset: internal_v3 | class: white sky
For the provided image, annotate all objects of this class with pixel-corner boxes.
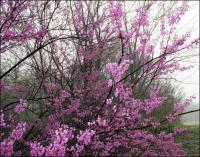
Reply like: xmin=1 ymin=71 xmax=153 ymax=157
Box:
xmin=171 ymin=1 xmax=199 ymax=104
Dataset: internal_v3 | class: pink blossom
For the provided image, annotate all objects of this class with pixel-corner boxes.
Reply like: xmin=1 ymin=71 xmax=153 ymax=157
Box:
xmin=10 ymin=122 xmax=27 ymax=140
xmin=0 ymin=139 xmax=14 ymax=156
xmin=59 ymin=90 xmax=69 ymax=101
xmin=3 ymin=30 xmax=16 ymax=41
xmin=109 ymin=1 xmax=123 ymax=27
xmin=77 ymin=129 xmax=95 ymax=145
xmin=97 ymin=117 xmax=107 ymax=126
xmin=174 ymin=128 xmax=187 ymax=135
xmin=166 ymin=114 xmax=177 ymax=122
xmin=106 ymin=98 xmax=112 ymax=105
xmin=43 ymin=82 xmax=61 ymax=94
xmin=70 ymin=144 xmax=84 ymax=157
xmin=54 ymin=98 xmax=62 ymax=108
xmin=106 ymin=60 xmax=131 ymax=83
xmin=52 ymin=125 xmax=74 ymax=145
xmin=45 ymin=143 xmax=66 ymax=157
xmin=30 ymin=142 xmax=45 ymax=157
xmin=15 ymin=99 xmax=27 ymax=113
xmin=107 ymin=79 xmax=113 ymax=87
xmin=167 ymin=3 xmax=189 ymax=26
xmin=0 ymin=110 xmax=6 ymax=127
xmin=174 ymin=96 xmax=195 ymax=113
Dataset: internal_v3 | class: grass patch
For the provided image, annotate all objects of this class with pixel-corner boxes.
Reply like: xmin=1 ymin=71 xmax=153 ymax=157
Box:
xmin=176 ymin=125 xmax=200 ymax=156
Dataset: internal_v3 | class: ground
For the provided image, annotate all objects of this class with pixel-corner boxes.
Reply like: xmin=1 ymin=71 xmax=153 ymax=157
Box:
xmin=176 ymin=125 xmax=200 ymax=156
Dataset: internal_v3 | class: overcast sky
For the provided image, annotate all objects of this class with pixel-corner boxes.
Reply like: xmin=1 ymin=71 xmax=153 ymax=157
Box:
xmin=171 ymin=1 xmax=199 ymax=104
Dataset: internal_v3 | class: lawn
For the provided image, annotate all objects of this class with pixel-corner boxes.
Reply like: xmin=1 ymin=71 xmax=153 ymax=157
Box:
xmin=176 ymin=125 xmax=200 ymax=156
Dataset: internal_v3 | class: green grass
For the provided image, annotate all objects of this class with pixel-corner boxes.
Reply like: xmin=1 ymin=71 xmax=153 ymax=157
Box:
xmin=176 ymin=125 xmax=200 ymax=156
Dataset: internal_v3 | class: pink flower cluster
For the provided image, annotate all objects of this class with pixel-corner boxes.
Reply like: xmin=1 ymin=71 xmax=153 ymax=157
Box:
xmin=52 ymin=125 xmax=74 ymax=145
xmin=59 ymin=90 xmax=69 ymax=101
xmin=2 ymin=29 xmax=46 ymax=42
xmin=144 ymin=89 xmax=167 ymax=114
xmin=77 ymin=129 xmax=95 ymax=145
xmin=0 ymin=122 xmax=26 ymax=156
xmin=166 ymin=114 xmax=177 ymax=122
xmin=114 ymin=83 xmax=132 ymax=100
xmin=131 ymin=6 xmax=150 ymax=35
xmin=64 ymin=99 xmax=80 ymax=114
xmin=166 ymin=35 xmax=188 ymax=54
xmin=46 ymin=125 xmax=74 ymax=156
xmin=174 ymin=96 xmax=195 ymax=114
xmin=43 ymin=82 xmax=61 ymax=94
xmin=174 ymin=127 xmax=187 ymax=135
xmin=106 ymin=98 xmax=112 ymax=105
xmin=109 ymin=1 xmax=123 ymax=27
xmin=107 ymin=79 xmax=113 ymax=87
xmin=0 ymin=139 xmax=14 ymax=157
xmin=30 ymin=125 xmax=74 ymax=157
xmin=106 ymin=59 xmax=131 ymax=83
xmin=53 ymin=90 xmax=69 ymax=108
xmin=135 ymin=7 xmax=149 ymax=27
xmin=167 ymin=3 xmax=189 ymax=26
xmin=0 ymin=110 xmax=6 ymax=127
xmin=30 ymin=142 xmax=45 ymax=157
xmin=45 ymin=143 xmax=66 ymax=157
xmin=15 ymin=99 xmax=27 ymax=113
xmin=53 ymin=98 xmax=62 ymax=108
xmin=88 ymin=117 xmax=108 ymax=127
xmin=10 ymin=122 xmax=27 ymax=140
xmin=71 ymin=129 xmax=96 ymax=156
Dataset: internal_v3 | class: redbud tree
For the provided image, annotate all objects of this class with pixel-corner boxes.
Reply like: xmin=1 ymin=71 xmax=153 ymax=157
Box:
xmin=0 ymin=1 xmax=199 ymax=156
